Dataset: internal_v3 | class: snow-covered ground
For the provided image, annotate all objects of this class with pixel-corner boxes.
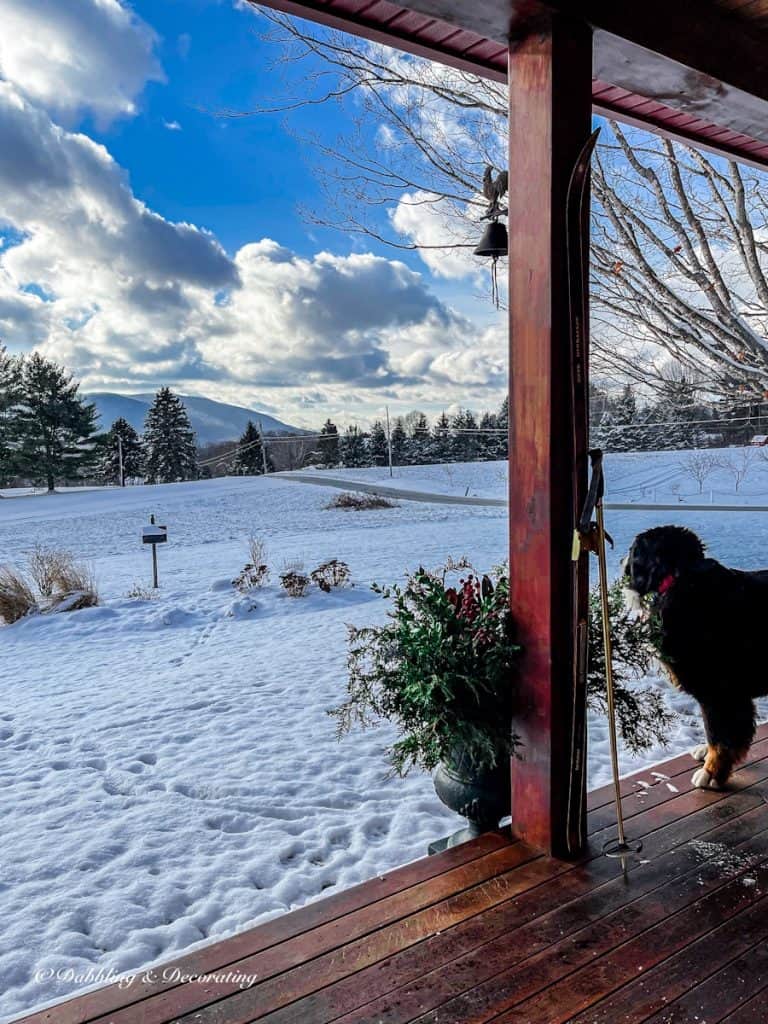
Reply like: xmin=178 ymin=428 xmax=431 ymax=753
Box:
xmin=2 ymin=452 xmax=768 ymax=1020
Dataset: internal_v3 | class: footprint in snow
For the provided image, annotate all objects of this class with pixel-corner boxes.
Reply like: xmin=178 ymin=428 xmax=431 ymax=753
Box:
xmin=0 ymin=726 xmax=14 ymax=741
xmin=205 ymin=813 xmax=256 ymax=834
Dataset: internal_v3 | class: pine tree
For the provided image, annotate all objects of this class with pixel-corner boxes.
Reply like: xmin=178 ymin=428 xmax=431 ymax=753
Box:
xmin=368 ymin=420 xmax=388 ymax=466
xmin=432 ymin=411 xmax=452 ymax=462
xmin=232 ymin=420 xmax=273 ymax=475
xmin=318 ymin=419 xmax=340 ymax=467
xmin=0 ymin=345 xmax=22 ymax=484
xmin=100 ymin=417 xmax=143 ymax=485
xmin=341 ymin=425 xmax=367 ymax=467
xmin=16 ymin=354 xmax=99 ymax=492
xmin=143 ymin=387 xmax=198 ymax=484
xmin=390 ymin=417 xmax=408 ymax=465
xmin=451 ymin=408 xmax=481 ymax=462
xmin=409 ymin=411 xmax=430 ymax=465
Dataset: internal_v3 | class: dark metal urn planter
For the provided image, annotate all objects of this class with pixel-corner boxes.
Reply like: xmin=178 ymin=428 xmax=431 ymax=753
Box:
xmin=428 ymin=746 xmax=511 ymax=855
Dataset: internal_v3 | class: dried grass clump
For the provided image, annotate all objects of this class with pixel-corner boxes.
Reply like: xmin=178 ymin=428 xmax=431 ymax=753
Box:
xmin=0 ymin=566 xmax=38 ymax=624
xmin=0 ymin=547 xmax=99 ymax=624
xmin=325 ymin=491 xmax=396 ymax=511
xmin=280 ymin=570 xmax=311 ymax=598
xmin=47 ymin=560 xmax=99 ymax=611
xmin=27 ymin=545 xmax=73 ymax=598
xmin=311 ymin=559 xmax=351 ymax=592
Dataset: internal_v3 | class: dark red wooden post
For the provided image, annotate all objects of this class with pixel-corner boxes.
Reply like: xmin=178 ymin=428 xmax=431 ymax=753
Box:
xmin=508 ymin=14 xmax=593 ymax=858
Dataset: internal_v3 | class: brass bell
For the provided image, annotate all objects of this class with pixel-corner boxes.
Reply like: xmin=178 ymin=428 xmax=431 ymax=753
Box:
xmin=474 ymin=219 xmax=508 ymax=258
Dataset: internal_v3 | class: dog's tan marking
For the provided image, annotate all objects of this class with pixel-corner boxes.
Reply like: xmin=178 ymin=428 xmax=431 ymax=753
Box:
xmin=701 ymin=742 xmax=752 ymax=787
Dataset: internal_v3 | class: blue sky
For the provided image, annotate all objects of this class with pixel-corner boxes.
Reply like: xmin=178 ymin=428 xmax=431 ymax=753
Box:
xmin=0 ymin=0 xmax=505 ymax=428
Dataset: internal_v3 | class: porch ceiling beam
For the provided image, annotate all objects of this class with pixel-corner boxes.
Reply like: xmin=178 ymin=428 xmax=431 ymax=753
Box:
xmin=255 ymin=0 xmax=768 ymax=162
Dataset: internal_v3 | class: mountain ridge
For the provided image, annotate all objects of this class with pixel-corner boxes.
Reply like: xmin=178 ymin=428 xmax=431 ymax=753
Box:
xmin=86 ymin=392 xmax=302 ymax=445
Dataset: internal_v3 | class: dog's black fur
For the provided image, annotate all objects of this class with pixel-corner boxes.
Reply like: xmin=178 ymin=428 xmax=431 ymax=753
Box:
xmin=626 ymin=525 xmax=768 ymax=787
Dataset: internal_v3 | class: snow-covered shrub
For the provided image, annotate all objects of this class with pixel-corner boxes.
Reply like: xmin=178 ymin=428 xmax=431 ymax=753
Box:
xmin=0 ymin=567 xmax=38 ymax=624
xmin=279 ymin=570 xmax=311 ymax=597
xmin=311 ymin=559 xmax=351 ymax=592
xmin=233 ymin=536 xmax=270 ymax=593
xmin=326 ymin=491 xmax=396 ymax=510
xmin=125 ymin=582 xmax=158 ymax=601
xmin=333 ymin=562 xmax=520 ymax=775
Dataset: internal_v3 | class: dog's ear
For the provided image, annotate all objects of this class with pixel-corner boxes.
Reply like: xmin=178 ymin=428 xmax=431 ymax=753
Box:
xmin=628 ymin=526 xmax=705 ymax=595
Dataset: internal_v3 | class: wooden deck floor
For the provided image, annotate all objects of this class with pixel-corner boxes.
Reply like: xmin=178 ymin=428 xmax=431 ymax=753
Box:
xmin=19 ymin=724 xmax=768 ymax=1024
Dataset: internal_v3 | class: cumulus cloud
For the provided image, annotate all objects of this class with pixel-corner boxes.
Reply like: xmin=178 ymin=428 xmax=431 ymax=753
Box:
xmin=0 ymin=6 xmax=506 ymax=424
xmin=390 ymin=191 xmax=484 ymax=280
xmin=0 ymin=0 xmax=162 ymax=122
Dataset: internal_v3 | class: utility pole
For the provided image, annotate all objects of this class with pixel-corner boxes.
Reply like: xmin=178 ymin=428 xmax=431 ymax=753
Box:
xmin=385 ymin=405 xmax=393 ymax=478
xmin=118 ymin=435 xmax=125 ymax=487
xmin=258 ymin=421 xmax=269 ymax=474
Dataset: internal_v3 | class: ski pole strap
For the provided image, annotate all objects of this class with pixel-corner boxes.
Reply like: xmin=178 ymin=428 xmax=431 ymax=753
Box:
xmin=579 ymin=449 xmax=604 ymax=533
xmin=572 ymin=448 xmax=612 ymax=560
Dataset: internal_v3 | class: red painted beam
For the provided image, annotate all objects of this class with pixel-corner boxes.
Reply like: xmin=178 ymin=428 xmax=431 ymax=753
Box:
xmin=508 ymin=14 xmax=592 ymax=858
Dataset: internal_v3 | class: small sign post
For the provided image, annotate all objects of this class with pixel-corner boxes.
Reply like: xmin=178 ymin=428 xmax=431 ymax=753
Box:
xmin=142 ymin=514 xmax=167 ymax=588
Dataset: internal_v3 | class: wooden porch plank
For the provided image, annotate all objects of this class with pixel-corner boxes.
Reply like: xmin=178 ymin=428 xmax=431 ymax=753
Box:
xmin=483 ymin=860 xmax=768 ymax=1024
xmin=599 ymin=923 xmax=768 ymax=1023
xmin=266 ymin=793 xmax=768 ymax=1024
xmin=720 ymin=986 xmax=768 ymax=1022
xmin=588 ymin=748 xmax=768 ymax=834
xmin=587 ymin=722 xmax=768 ymax=811
xmin=15 ymin=831 xmax=512 ymax=1024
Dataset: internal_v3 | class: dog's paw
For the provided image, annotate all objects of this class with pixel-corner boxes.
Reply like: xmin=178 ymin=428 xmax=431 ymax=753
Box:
xmin=691 ymin=767 xmax=722 ymax=789
xmin=691 ymin=744 xmax=709 ymax=763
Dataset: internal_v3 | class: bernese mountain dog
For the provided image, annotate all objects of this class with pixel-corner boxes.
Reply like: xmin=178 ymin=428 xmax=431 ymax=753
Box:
xmin=625 ymin=525 xmax=768 ymax=789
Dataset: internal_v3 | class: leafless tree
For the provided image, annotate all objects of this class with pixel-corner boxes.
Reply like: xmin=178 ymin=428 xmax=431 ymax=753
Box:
xmin=239 ymin=6 xmax=768 ymax=404
xmin=715 ymin=447 xmax=758 ymax=492
xmin=678 ymin=450 xmax=717 ymax=493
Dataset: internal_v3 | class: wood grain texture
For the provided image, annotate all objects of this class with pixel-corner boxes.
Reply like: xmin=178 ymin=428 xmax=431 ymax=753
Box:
xmin=507 ymin=13 xmax=593 ymax=858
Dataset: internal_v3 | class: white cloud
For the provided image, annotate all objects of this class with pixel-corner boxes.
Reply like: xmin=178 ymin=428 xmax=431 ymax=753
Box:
xmin=0 ymin=0 xmax=162 ymax=121
xmin=163 ymin=120 xmax=182 ymax=131
xmin=390 ymin=191 xmax=483 ymax=280
xmin=0 ymin=11 xmax=507 ymax=426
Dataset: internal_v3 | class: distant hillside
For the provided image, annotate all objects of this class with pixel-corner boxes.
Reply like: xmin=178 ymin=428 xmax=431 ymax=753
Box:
xmin=87 ymin=393 xmax=301 ymax=445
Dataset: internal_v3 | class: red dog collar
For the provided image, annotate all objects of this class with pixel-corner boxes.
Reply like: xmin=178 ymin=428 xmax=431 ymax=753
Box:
xmin=657 ymin=574 xmax=676 ymax=595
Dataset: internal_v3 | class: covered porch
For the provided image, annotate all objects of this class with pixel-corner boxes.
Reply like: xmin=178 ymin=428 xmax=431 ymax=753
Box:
xmin=18 ymin=1 xmax=768 ymax=1021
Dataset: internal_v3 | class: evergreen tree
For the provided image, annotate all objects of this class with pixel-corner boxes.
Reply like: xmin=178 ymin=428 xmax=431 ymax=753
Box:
xmin=432 ymin=411 xmax=452 ymax=462
xmin=232 ymin=420 xmax=273 ymax=475
xmin=16 ymin=354 xmax=99 ymax=492
xmin=390 ymin=417 xmax=408 ymax=465
xmin=318 ymin=419 xmax=339 ymax=467
xmin=409 ymin=411 xmax=430 ymax=465
xmin=368 ymin=420 xmax=389 ymax=466
xmin=451 ymin=408 xmax=481 ymax=462
xmin=100 ymin=417 xmax=143 ymax=485
xmin=341 ymin=425 xmax=367 ymax=467
xmin=0 ymin=345 xmax=22 ymax=484
xmin=143 ymin=387 xmax=198 ymax=484
xmin=479 ymin=411 xmax=503 ymax=460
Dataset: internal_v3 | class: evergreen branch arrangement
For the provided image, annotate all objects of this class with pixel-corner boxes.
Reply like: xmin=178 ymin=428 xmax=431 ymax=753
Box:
xmin=331 ymin=560 xmax=521 ymax=776
xmin=333 ymin=565 xmax=676 ymax=777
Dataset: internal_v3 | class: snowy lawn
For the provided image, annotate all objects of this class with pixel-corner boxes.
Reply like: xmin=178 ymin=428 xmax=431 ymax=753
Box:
xmin=2 ymin=457 xmax=768 ymax=1019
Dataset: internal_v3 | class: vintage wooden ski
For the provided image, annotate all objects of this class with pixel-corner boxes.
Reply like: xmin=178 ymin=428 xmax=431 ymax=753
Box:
xmin=563 ymin=127 xmax=600 ymax=857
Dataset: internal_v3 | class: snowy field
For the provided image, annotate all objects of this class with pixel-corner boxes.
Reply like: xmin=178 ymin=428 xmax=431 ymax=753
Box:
xmin=3 ymin=451 xmax=768 ymax=1019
